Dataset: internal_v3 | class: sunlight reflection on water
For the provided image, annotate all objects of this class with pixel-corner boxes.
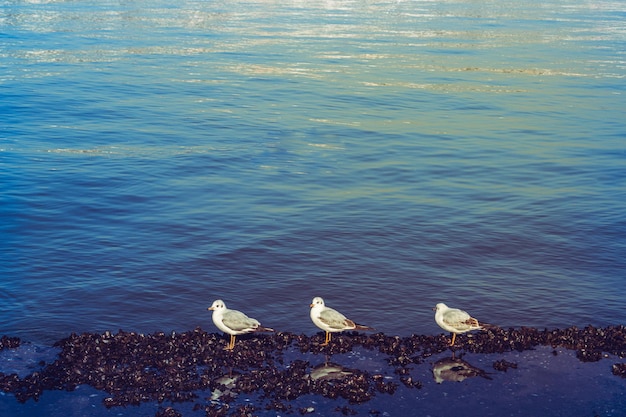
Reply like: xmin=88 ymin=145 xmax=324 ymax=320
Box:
xmin=0 ymin=0 xmax=625 ymax=346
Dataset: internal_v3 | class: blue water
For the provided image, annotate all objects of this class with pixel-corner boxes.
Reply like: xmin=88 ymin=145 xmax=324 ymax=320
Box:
xmin=1 ymin=0 xmax=625 ymax=345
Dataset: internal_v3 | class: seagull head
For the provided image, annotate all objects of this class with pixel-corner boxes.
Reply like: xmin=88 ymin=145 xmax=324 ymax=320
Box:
xmin=433 ymin=303 xmax=447 ymax=312
xmin=208 ymin=299 xmax=226 ymax=311
xmin=310 ymin=297 xmax=325 ymax=308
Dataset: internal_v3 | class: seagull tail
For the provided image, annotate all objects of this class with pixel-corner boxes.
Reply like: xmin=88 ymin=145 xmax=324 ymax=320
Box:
xmin=256 ymin=326 xmax=275 ymax=332
xmin=354 ymin=324 xmax=375 ymax=331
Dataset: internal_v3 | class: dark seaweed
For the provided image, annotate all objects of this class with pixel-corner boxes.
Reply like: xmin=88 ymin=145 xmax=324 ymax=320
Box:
xmin=0 ymin=335 xmax=21 ymax=351
xmin=0 ymin=325 xmax=624 ymax=417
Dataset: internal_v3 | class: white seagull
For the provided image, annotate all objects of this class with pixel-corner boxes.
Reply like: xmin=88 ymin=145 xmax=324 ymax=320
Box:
xmin=310 ymin=297 xmax=374 ymax=346
xmin=434 ymin=303 xmax=493 ymax=346
xmin=208 ymin=299 xmax=274 ymax=350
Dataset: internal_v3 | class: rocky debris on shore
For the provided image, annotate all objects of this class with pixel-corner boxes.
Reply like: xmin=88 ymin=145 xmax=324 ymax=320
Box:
xmin=612 ymin=363 xmax=626 ymax=378
xmin=492 ymin=359 xmax=518 ymax=372
xmin=0 ymin=335 xmax=21 ymax=351
xmin=0 ymin=325 xmax=624 ymax=416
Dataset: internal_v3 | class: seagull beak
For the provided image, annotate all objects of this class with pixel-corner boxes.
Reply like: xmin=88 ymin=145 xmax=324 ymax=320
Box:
xmin=309 ymin=303 xmax=314 ymax=308
xmin=208 ymin=307 xmax=215 ymax=311
xmin=432 ymin=307 xmax=437 ymax=311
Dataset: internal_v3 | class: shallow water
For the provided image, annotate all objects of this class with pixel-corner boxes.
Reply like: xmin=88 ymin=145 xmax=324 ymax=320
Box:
xmin=1 ymin=0 xmax=625 ymax=348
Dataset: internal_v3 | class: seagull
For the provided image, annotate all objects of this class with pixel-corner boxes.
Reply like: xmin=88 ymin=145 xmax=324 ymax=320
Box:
xmin=208 ymin=299 xmax=274 ymax=350
xmin=434 ymin=302 xmax=493 ymax=346
xmin=310 ymin=297 xmax=374 ymax=346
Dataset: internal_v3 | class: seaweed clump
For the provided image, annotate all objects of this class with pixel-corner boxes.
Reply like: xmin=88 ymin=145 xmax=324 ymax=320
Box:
xmin=0 ymin=325 xmax=624 ymax=416
xmin=612 ymin=363 xmax=626 ymax=378
xmin=463 ymin=325 xmax=626 ymax=361
xmin=0 ymin=335 xmax=20 ymax=351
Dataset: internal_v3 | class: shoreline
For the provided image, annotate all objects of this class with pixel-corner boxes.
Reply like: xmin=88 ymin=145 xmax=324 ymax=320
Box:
xmin=1 ymin=326 xmax=625 ymax=416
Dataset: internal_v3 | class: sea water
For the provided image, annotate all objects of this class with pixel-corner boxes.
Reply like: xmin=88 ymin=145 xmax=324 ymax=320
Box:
xmin=1 ymin=0 xmax=625 ymax=346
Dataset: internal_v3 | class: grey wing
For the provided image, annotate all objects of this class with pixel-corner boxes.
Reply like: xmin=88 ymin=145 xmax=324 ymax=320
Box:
xmin=319 ymin=307 xmax=351 ymax=330
xmin=222 ymin=310 xmax=260 ymax=332
xmin=443 ymin=309 xmax=474 ymax=330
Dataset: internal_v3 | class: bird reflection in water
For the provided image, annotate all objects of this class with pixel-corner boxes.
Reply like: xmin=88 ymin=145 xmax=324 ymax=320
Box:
xmin=309 ymin=360 xmax=353 ymax=382
xmin=210 ymin=368 xmax=239 ymax=402
xmin=432 ymin=355 xmax=492 ymax=383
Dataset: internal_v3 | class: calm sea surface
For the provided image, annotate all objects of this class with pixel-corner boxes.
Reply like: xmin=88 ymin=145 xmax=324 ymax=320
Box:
xmin=1 ymin=0 xmax=625 ymax=345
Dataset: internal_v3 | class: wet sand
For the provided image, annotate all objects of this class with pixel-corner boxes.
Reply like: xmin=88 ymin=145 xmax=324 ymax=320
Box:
xmin=1 ymin=326 xmax=625 ymax=416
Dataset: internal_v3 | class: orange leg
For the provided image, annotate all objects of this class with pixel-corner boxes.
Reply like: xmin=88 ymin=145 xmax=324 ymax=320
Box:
xmin=224 ymin=334 xmax=236 ymax=350
xmin=320 ymin=332 xmax=331 ymax=346
xmin=449 ymin=333 xmax=456 ymax=346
